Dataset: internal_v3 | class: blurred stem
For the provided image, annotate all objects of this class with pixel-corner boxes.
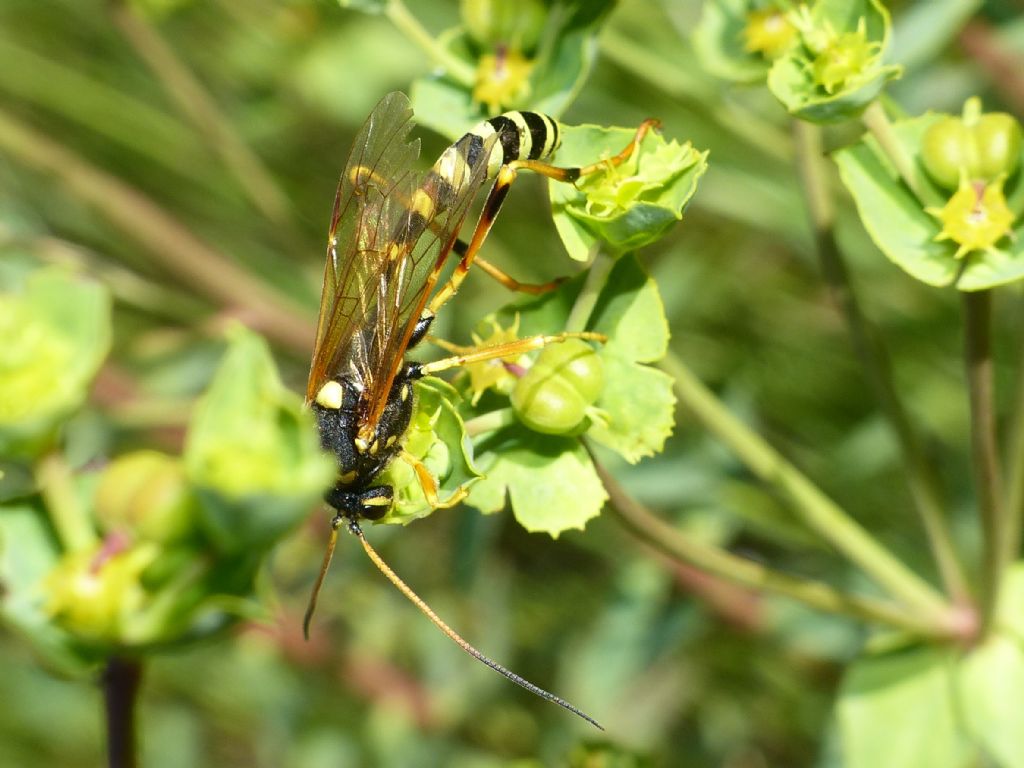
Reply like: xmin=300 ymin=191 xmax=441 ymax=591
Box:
xmin=9 ymin=230 xmax=205 ymax=324
xmin=110 ymin=0 xmax=294 ymax=230
xmin=36 ymin=452 xmax=97 ymax=553
xmin=565 ymin=247 xmax=614 ymax=333
xmin=599 ymin=30 xmax=792 ymax=161
xmin=1003 ymin=295 xmax=1024 ymax=577
xmin=103 ymin=657 xmax=142 ymax=768
xmin=592 ymin=454 xmax=952 ymax=637
xmin=464 ymin=408 xmax=517 ymax=437
xmin=659 ymin=352 xmax=956 ymax=628
xmin=793 ymin=120 xmax=969 ymax=603
xmin=963 ymin=290 xmax=1004 ymax=631
xmin=385 ymin=0 xmax=475 ymax=87
xmin=0 ymin=108 xmax=315 ymax=355
xmin=0 ymin=35 xmax=204 ymax=183
xmin=861 ymin=101 xmax=943 ymax=208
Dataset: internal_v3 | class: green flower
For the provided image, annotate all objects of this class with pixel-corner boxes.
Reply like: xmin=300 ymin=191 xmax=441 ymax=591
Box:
xmin=767 ymin=0 xmax=901 ymax=124
xmin=742 ymin=6 xmax=796 ymax=60
xmin=805 ymin=18 xmax=881 ymax=95
xmin=927 ymin=177 xmax=1017 ymax=260
xmin=45 ymin=540 xmax=158 ymax=643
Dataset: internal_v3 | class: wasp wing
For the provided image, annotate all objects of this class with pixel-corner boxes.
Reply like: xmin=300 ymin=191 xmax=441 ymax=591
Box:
xmin=307 ymin=92 xmax=496 ymax=436
xmin=307 ymin=92 xmax=419 ymax=404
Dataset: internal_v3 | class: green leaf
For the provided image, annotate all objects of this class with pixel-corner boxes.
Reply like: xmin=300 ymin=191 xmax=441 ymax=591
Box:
xmin=376 ymin=377 xmax=481 ymax=525
xmin=767 ymin=0 xmax=901 ymax=124
xmin=586 ymin=258 xmax=675 ymax=462
xmin=550 ymin=125 xmax=707 ymax=260
xmin=0 ymin=269 xmax=111 ymax=459
xmin=837 ymin=644 xmax=971 ymax=768
xmin=466 ymin=429 xmax=606 ymax=537
xmin=691 ymin=0 xmax=778 ymax=84
xmin=491 ymin=256 xmax=675 ymax=462
xmin=959 ymin=634 xmax=1024 ymax=767
xmin=834 ymin=113 xmax=1024 ymax=290
xmin=184 ymin=326 xmax=336 ymax=551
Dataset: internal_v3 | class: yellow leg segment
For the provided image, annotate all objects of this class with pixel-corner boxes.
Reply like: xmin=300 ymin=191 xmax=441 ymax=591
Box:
xmin=418 ymin=331 xmax=606 ymax=377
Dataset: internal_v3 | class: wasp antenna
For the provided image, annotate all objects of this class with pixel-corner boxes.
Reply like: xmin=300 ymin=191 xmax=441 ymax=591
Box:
xmin=348 ymin=519 xmax=604 ymax=730
xmin=303 ymin=515 xmax=344 ymax=640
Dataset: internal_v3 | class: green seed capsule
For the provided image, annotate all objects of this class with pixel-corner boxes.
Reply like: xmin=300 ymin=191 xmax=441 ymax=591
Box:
xmin=921 ymin=102 xmax=1022 ymax=190
xmin=511 ymin=340 xmax=604 ymax=436
xmin=460 ymin=0 xmax=546 ymax=52
xmin=94 ymin=451 xmax=197 ymax=544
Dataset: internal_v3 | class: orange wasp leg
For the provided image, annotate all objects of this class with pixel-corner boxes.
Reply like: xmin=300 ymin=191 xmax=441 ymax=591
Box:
xmin=398 ymin=450 xmax=468 ymax=509
xmin=427 ymin=118 xmax=660 ymax=317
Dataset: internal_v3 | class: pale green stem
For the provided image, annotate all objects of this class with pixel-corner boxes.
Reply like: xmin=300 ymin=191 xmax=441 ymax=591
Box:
xmin=793 ymin=120 xmax=969 ymax=602
xmin=565 ymin=247 xmax=614 ymax=333
xmin=1003 ymin=294 xmax=1024 ymax=578
xmin=0 ymin=108 xmax=315 ymax=355
xmin=464 ymin=408 xmax=518 ymax=438
xmin=964 ymin=290 xmax=1005 ymax=632
xmin=660 ymin=352 xmax=955 ymax=628
xmin=36 ymin=452 xmax=97 ymax=552
xmin=593 ymin=454 xmax=958 ymax=637
xmin=386 ymin=0 xmax=476 ymax=87
xmin=861 ymin=101 xmax=944 ymax=208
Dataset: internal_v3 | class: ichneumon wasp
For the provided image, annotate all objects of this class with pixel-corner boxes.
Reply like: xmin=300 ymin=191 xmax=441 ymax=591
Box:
xmin=304 ymin=91 xmax=657 ymax=728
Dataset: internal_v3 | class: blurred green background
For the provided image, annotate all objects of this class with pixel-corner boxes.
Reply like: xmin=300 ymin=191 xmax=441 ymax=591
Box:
xmin=1 ymin=0 xmax=1022 ymax=765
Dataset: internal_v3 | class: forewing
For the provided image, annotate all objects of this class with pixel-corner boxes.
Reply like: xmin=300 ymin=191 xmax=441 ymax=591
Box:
xmin=306 ymin=92 xmax=420 ymax=403
xmin=357 ymin=131 xmax=500 ymax=433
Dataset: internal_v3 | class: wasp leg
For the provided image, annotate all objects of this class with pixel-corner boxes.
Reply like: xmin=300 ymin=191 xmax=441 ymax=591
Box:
xmin=452 ymin=240 xmax=565 ymax=296
xmin=428 ymin=119 xmax=659 ymax=317
xmin=399 ymin=450 xmax=468 ymax=509
xmin=413 ymin=331 xmax=606 ymax=377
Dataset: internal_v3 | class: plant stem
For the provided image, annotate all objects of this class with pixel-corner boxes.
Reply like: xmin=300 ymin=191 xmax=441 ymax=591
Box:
xmin=464 ymin=407 xmax=518 ymax=438
xmin=565 ymin=247 xmax=614 ymax=333
xmin=660 ymin=352 xmax=954 ymax=627
xmin=592 ymin=454 xmax=955 ymax=637
xmin=792 ymin=120 xmax=969 ymax=602
xmin=963 ymin=290 xmax=1005 ymax=629
xmin=0 ymin=108 xmax=314 ymax=355
xmin=385 ymin=0 xmax=476 ymax=87
xmin=103 ymin=657 xmax=142 ymax=768
xmin=1002 ymin=295 xmax=1024 ymax=576
xmin=36 ymin=452 xmax=97 ymax=553
xmin=861 ymin=101 xmax=944 ymax=208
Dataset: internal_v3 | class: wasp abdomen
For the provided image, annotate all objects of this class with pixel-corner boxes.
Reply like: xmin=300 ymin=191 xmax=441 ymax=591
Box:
xmin=429 ymin=110 xmax=561 ymax=197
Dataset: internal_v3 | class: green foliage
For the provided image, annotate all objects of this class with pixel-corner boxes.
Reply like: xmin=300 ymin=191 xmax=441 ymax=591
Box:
xmin=766 ymin=0 xmax=901 ymax=123
xmin=460 ymin=256 xmax=675 ymax=534
xmin=376 ymin=377 xmax=482 ymax=524
xmin=838 ymin=644 xmax=968 ymax=768
xmin=551 ymin=124 xmax=707 ymax=259
xmin=5 ymin=0 xmax=1024 ymax=765
xmin=407 ymin=0 xmax=616 ymax=138
xmin=835 ymin=111 xmax=1024 ymax=290
xmin=184 ymin=326 xmax=335 ymax=551
xmin=692 ymin=0 xmax=792 ymax=83
xmin=0 ymin=269 xmax=111 ymax=459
